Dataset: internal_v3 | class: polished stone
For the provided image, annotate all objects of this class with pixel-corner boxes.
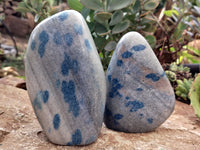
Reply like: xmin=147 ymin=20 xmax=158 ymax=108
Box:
xmin=104 ymin=32 xmax=175 ymax=133
xmin=25 ymin=10 xmax=106 ymax=145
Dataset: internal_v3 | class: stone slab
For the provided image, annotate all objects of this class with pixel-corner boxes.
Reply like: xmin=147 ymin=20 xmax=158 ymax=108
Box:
xmin=0 ymin=84 xmax=200 ymax=149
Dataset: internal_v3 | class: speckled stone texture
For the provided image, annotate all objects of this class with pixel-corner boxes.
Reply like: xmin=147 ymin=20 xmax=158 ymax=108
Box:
xmin=104 ymin=32 xmax=175 ymax=133
xmin=25 ymin=10 xmax=106 ymax=145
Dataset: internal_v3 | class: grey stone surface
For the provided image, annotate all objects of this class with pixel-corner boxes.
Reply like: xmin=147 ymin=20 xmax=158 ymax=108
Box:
xmin=104 ymin=32 xmax=175 ymax=133
xmin=25 ymin=10 xmax=106 ymax=145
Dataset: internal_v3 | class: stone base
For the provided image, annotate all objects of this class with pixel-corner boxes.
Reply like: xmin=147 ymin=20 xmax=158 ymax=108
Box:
xmin=0 ymin=84 xmax=200 ymax=149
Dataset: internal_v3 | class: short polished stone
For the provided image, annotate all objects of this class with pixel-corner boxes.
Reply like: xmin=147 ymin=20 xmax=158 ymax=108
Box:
xmin=104 ymin=32 xmax=175 ymax=133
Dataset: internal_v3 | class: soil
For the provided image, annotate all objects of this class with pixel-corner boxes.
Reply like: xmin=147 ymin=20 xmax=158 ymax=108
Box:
xmin=0 ymin=34 xmax=28 ymax=52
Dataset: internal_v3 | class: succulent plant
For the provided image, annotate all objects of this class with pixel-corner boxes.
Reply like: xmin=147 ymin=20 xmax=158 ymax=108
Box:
xmin=165 ymin=70 xmax=177 ymax=82
xmin=16 ymin=0 xmax=61 ymax=23
xmin=169 ymin=62 xmax=190 ymax=73
xmin=175 ymin=79 xmax=193 ymax=101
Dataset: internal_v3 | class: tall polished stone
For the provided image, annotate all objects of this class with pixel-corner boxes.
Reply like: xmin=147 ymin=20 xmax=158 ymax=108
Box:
xmin=104 ymin=32 xmax=175 ymax=133
xmin=25 ymin=10 xmax=106 ymax=145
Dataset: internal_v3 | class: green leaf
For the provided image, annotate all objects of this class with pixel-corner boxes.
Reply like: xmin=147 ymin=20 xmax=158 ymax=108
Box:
xmin=94 ymin=11 xmax=112 ymax=25
xmin=68 ymin=0 xmax=84 ymax=11
xmin=30 ymin=0 xmax=38 ymax=9
xmin=88 ymin=22 xmax=95 ymax=32
xmin=197 ymin=0 xmax=200 ymax=7
xmin=143 ymin=0 xmax=159 ymax=11
xmin=180 ymin=51 xmax=200 ymax=64
xmin=99 ymin=52 xmax=104 ymax=59
xmin=16 ymin=6 xmax=30 ymax=13
xmin=145 ymin=35 xmax=156 ymax=48
xmin=17 ymin=2 xmax=28 ymax=8
xmin=170 ymin=47 xmax=175 ymax=52
xmin=107 ymin=0 xmax=136 ymax=12
xmin=104 ymin=41 xmax=117 ymax=51
xmin=132 ymin=0 xmax=141 ymax=13
xmin=187 ymin=45 xmax=200 ymax=56
xmin=94 ymin=36 xmax=107 ymax=50
xmin=81 ymin=7 xmax=90 ymax=19
xmin=95 ymin=23 xmax=109 ymax=36
xmin=109 ymin=10 xmax=123 ymax=26
xmin=80 ymin=0 xmax=104 ymax=11
xmin=172 ymin=22 xmax=187 ymax=40
xmin=140 ymin=18 xmax=156 ymax=32
xmin=164 ymin=10 xmax=179 ymax=17
xmin=35 ymin=0 xmax=43 ymax=11
xmin=112 ymin=20 xmax=130 ymax=34
xmin=45 ymin=0 xmax=54 ymax=7
xmin=189 ymin=74 xmax=200 ymax=118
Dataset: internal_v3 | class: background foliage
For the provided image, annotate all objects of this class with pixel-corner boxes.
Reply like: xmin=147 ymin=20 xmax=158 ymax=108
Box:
xmin=66 ymin=0 xmax=200 ymax=69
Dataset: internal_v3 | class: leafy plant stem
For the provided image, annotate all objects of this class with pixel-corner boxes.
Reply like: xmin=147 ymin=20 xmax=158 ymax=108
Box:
xmin=168 ymin=12 xmax=192 ymax=39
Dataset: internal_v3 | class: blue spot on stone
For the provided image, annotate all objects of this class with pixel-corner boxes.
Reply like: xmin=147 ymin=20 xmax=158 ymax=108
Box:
xmin=107 ymin=75 xmax=112 ymax=83
xmin=121 ymin=51 xmax=133 ymax=58
xmin=41 ymin=90 xmax=49 ymax=103
xmin=125 ymin=71 xmax=131 ymax=75
xmin=105 ymin=106 xmax=123 ymax=126
xmin=125 ymin=100 xmax=144 ymax=112
xmin=85 ymin=39 xmax=91 ymax=50
xmin=61 ymin=53 xmax=79 ymax=76
xmin=67 ymin=129 xmax=82 ymax=146
xmin=114 ymin=114 xmax=123 ymax=120
xmin=31 ymin=40 xmax=36 ymax=51
xmin=117 ymin=60 xmax=123 ymax=66
xmin=64 ymin=33 xmax=73 ymax=47
xmin=109 ymin=78 xmax=123 ymax=98
xmin=139 ymin=113 xmax=144 ymax=119
xmin=74 ymin=24 xmax=83 ymax=35
xmin=38 ymin=31 xmax=49 ymax=58
xmin=147 ymin=118 xmax=153 ymax=124
xmin=53 ymin=32 xmax=62 ymax=45
xmin=33 ymin=90 xmax=49 ymax=109
xmin=33 ymin=96 xmax=42 ymax=110
xmin=56 ymin=79 xmax=60 ymax=88
xmin=72 ymin=60 xmax=78 ymax=74
xmin=160 ymin=71 xmax=166 ymax=77
xmin=61 ymin=80 xmax=80 ymax=117
xmin=131 ymin=44 xmax=146 ymax=51
xmin=53 ymin=114 xmax=60 ymax=130
xmin=61 ymin=53 xmax=71 ymax=76
xmin=136 ymin=88 xmax=143 ymax=91
xmin=113 ymin=114 xmax=123 ymax=125
xmin=126 ymin=96 xmax=130 ymax=100
xmin=145 ymin=73 xmax=160 ymax=82
xmin=58 ymin=12 xmax=68 ymax=21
